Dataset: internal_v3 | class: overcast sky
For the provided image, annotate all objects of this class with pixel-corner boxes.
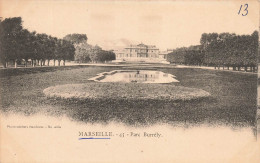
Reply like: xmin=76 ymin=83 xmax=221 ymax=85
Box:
xmin=1 ymin=0 xmax=259 ymax=50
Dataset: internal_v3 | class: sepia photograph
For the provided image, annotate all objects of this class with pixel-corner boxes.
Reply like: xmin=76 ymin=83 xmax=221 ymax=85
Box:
xmin=0 ymin=0 xmax=259 ymax=162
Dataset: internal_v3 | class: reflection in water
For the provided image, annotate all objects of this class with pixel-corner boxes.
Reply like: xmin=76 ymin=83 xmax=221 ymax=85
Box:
xmin=88 ymin=70 xmax=179 ymax=83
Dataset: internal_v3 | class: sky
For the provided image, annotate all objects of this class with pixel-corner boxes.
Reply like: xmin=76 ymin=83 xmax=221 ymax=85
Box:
xmin=0 ymin=0 xmax=259 ymax=50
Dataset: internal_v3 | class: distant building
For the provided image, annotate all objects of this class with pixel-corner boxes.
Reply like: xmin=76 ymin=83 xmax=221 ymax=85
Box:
xmin=114 ymin=49 xmax=126 ymax=58
xmin=115 ymin=43 xmax=165 ymax=62
xmin=116 ymin=43 xmax=159 ymax=58
xmin=159 ymin=49 xmax=174 ymax=59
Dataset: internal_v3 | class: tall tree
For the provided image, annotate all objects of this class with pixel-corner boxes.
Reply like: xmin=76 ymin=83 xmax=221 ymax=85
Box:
xmin=63 ymin=34 xmax=88 ymax=44
xmin=61 ymin=40 xmax=75 ymax=66
xmin=18 ymin=29 xmax=31 ymax=67
xmin=74 ymin=43 xmax=92 ymax=63
xmin=0 ymin=17 xmax=23 ymax=68
xmin=45 ymin=36 xmax=57 ymax=66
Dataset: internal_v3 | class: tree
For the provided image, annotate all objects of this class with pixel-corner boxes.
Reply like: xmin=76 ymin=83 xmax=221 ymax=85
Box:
xmin=74 ymin=43 xmax=92 ymax=63
xmin=45 ymin=36 xmax=57 ymax=66
xmin=63 ymin=34 xmax=88 ymax=44
xmin=35 ymin=33 xmax=49 ymax=66
xmin=18 ymin=29 xmax=32 ymax=67
xmin=54 ymin=39 xmax=63 ymax=66
xmin=54 ymin=39 xmax=75 ymax=66
xmin=61 ymin=40 xmax=75 ymax=66
xmin=0 ymin=17 xmax=77 ymax=68
xmin=29 ymin=31 xmax=38 ymax=67
xmin=166 ymin=47 xmax=187 ymax=64
xmin=0 ymin=17 xmax=23 ymax=68
xmin=249 ymin=31 xmax=258 ymax=71
xmin=0 ymin=19 xmax=4 ymax=67
xmin=89 ymin=45 xmax=102 ymax=63
xmin=201 ymin=31 xmax=258 ymax=71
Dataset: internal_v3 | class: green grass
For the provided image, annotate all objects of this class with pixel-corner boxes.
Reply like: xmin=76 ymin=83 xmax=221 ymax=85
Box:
xmin=43 ymin=83 xmax=210 ymax=100
xmin=0 ymin=65 xmax=257 ymax=127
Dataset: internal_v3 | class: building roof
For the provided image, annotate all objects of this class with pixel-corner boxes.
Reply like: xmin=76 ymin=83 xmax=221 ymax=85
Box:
xmin=125 ymin=43 xmax=159 ymax=50
xmin=137 ymin=43 xmax=147 ymax=47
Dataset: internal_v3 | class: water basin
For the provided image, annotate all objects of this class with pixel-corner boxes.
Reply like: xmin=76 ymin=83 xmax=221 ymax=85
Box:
xmin=88 ymin=70 xmax=179 ymax=83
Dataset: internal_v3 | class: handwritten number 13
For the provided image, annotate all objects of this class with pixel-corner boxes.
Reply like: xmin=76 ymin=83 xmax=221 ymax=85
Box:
xmin=238 ymin=4 xmax=248 ymax=16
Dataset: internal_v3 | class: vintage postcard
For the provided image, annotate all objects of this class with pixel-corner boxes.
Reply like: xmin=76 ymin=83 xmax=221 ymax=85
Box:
xmin=0 ymin=0 xmax=259 ymax=162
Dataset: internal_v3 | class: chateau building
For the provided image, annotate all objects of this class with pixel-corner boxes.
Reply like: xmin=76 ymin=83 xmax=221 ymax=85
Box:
xmin=115 ymin=43 xmax=159 ymax=60
xmin=114 ymin=43 xmax=171 ymax=63
xmin=125 ymin=43 xmax=159 ymax=58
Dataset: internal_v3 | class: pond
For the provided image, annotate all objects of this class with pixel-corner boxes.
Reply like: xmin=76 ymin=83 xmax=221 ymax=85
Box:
xmin=88 ymin=70 xmax=179 ymax=83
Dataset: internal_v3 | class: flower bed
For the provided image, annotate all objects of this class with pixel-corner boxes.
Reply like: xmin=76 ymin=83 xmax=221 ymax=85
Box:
xmin=43 ymin=83 xmax=210 ymax=101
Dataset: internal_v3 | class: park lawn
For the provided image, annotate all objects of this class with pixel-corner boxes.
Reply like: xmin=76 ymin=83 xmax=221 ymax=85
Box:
xmin=0 ymin=65 xmax=257 ymax=127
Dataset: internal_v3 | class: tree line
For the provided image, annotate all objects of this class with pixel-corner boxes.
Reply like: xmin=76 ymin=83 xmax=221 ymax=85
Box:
xmin=167 ymin=31 xmax=259 ymax=72
xmin=74 ymin=42 xmax=115 ymax=63
xmin=0 ymin=17 xmax=76 ymax=68
xmin=0 ymin=17 xmax=115 ymax=68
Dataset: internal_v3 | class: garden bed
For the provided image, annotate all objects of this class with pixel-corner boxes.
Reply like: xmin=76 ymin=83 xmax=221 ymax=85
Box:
xmin=43 ymin=83 xmax=210 ymax=100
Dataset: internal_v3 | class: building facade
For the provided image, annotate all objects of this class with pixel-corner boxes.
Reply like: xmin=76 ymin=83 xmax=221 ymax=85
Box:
xmin=113 ymin=43 xmax=173 ymax=63
xmin=115 ymin=43 xmax=160 ymax=61
xmin=158 ymin=49 xmax=174 ymax=59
